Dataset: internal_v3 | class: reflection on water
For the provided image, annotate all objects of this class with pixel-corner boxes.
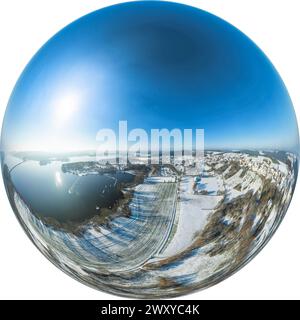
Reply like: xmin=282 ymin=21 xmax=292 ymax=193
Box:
xmin=10 ymin=158 xmax=134 ymax=222
xmin=7 ymin=150 xmax=298 ymax=299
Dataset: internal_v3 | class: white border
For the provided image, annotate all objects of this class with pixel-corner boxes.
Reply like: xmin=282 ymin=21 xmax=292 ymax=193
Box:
xmin=0 ymin=0 xmax=299 ymax=299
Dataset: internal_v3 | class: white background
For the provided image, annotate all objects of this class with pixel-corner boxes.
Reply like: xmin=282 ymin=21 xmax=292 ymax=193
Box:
xmin=0 ymin=0 xmax=299 ymax=300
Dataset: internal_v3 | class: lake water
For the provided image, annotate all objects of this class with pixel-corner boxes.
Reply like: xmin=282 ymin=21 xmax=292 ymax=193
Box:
xmin=10 ymin=159 xmax=134 ymax=223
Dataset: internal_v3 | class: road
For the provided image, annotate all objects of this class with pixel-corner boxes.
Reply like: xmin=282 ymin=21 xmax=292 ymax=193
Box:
xmin=17 ymin=177 xmax=179 ymax=272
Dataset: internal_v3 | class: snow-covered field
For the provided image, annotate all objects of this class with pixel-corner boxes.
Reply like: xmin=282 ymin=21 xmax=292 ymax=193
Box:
xmin=160 ymin=176 xmax=222 ymax=257
xmin=9 ymin=150 xmax=298 ymax=298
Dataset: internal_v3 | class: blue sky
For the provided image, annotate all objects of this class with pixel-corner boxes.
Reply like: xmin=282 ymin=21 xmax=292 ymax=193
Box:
xmin=1 ymin=1 xmax=299 ymax=153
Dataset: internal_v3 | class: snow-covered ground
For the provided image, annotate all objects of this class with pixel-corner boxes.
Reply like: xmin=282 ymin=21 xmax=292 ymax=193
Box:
xmin=224 ymin=169 xmax=262 ymax=202
xmin=153 ymin=243 xmax=231 ymax=285
xmin=10 ymin=150 xmax=297 ymax=298
xmin=159 ymin=176 xmax=222 ymax=257
xmin=196 ymin=175 xmax=224 ymax=195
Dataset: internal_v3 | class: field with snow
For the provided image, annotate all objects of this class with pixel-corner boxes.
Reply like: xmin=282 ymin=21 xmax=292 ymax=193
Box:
xmin=8 ymin=150 xmax=298 ymax=298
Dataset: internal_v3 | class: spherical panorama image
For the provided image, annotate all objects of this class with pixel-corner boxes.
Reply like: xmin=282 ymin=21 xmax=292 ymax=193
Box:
xmin=1 ymin=1 xmax=299 ymax=298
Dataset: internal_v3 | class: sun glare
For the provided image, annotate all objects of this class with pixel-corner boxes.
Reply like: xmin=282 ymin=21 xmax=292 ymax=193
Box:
xmin=55 ymin=171 xmax=63 ymax=187
xmin=55 ymin=93 xmax=79 ymax=124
